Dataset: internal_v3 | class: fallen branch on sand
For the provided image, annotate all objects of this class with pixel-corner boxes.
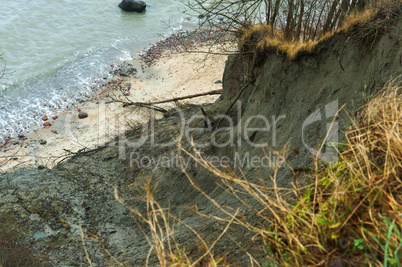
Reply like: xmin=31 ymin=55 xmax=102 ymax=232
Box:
xmin=120 ymin=89 xmax=222 ymax=112
xmin=57 ymin=145 xmax=107 ymax=166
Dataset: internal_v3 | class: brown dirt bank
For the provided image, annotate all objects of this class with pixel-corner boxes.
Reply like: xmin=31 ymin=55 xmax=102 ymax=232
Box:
xmin=0 ymin=8 xmax=401 ymax=266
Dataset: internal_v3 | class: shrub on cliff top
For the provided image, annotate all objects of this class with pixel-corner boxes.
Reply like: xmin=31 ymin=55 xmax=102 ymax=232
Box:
xmin=237 ymin=2 xmax=400 ymax=61
xmin=188 ymin=0 xmax=395 ymax=43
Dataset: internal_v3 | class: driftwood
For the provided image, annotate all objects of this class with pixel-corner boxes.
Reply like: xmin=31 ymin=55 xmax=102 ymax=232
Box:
xmin=122 ymin=89 xmax=222 ymax=112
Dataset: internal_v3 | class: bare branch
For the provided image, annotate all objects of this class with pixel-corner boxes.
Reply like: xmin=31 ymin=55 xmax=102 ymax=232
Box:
xmin=120 ymin=89 xmax=222 ymax=110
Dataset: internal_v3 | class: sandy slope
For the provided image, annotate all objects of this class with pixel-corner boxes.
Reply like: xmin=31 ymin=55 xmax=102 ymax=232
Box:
xmin=0 ymin=48 xmax=227 ymax=171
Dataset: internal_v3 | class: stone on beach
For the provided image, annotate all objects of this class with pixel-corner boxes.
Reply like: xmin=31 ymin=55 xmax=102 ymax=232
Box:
xmin=119 ymin=66 xmax=138 ymax=77
xmin=138 ymin=29 xmax=227 ymax=67
xmin=118 ymin=0 xmax=146 ymax=12
xmin=43 ymin=122 xmax=51 ymax=127
xmin=42 ymin=115 xmax=48 ymax=121
xmin=78 ymin=111 xmax=88 ymax=119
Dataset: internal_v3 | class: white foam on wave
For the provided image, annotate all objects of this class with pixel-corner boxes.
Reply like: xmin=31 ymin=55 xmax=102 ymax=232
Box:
xmin=0 ymin=36 xmax=145 ymax=140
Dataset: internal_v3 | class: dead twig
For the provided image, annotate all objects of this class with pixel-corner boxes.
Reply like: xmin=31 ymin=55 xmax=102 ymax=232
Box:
xmin=122 ymin=102 xmax=168 ymax=113
xmin=56 ymin=145 xmax=107 ymax=166
xmin=200 ymin=107 xmax=213 ymax=130
xmin=121 ymin=89 xmax=223 ymax=112
xmin=339 ymin=37 xmax=350 ymax=71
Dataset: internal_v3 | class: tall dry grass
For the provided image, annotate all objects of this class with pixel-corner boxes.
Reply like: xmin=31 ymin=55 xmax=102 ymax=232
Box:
xmin=114 ymin=178 xmax=234 ymax=266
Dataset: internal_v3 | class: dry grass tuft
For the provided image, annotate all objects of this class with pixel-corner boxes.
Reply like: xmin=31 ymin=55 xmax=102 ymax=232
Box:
xmin=237 ymin=24 xmax=278 ymax=51
xmin=238 ymin=24 xmax=318 ymax=61
xmin=337 ymin=3 xmax=401 ymax=49
xmin=113 ymin=178 xmax=233 ymax=266
xmin=267 ymin=76 xmax=402 ymax=266
xmin=337 ymin=8 xmax=378 ymax=33
xmin=238 ymin=24 xmax=322 ymax=61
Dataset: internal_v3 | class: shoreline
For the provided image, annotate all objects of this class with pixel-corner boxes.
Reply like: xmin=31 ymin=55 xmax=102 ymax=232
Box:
xmin=0 ymin=32 xmax=232 ymax=172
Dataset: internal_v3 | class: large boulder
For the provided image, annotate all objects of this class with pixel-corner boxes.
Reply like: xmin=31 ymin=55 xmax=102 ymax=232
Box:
xmin=118 ymin=0 xmax=146 ymax=12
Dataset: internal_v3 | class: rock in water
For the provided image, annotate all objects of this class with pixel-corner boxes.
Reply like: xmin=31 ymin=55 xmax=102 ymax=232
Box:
xmin=118 ymin=0 xmax=146 ymax=12
xmin=78 ymin=111 xmax=88 ymax=119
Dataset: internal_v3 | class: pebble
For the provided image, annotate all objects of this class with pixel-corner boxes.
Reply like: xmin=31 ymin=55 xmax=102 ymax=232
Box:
xmin=78 ymin=111 xmax=88 ymax=119
xmin=42 ymin=115 xmax=48 ymax=121
xmin=43 ymin=122 xmax=51 ymax=127
xmin=138 ymin=29 xmax=229 ymax=67
xmin=52 ymin=116 xmax=58 ymax=120
xmin=40 ymin=140 xmax=47 ymax=145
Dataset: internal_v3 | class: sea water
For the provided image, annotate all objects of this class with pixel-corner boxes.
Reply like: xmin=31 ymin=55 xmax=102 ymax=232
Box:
xmin=0 ymin=0 xmax=196 ymax=137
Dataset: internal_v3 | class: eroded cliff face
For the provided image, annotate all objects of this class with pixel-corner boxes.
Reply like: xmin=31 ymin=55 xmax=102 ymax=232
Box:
xmin=219 ymin=14 xmax=401 ymax=188
xmin=0 ymin=12 xmax=400 ymax=266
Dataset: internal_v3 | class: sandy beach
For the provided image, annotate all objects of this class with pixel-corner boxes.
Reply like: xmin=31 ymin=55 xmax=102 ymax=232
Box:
xmin=0 ymin=36 xmax=231 ymax=172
